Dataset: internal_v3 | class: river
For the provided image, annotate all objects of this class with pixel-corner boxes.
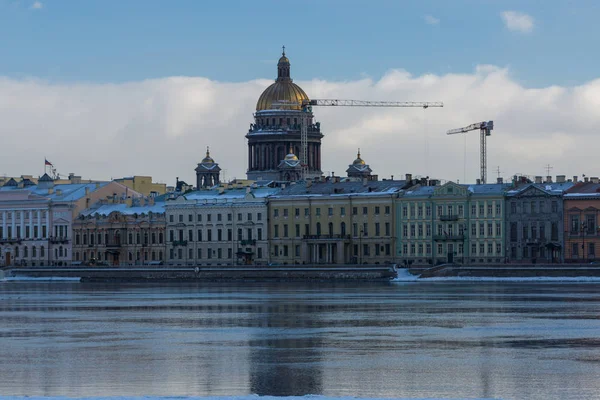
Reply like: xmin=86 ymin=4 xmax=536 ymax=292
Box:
xmin=1 ymin=280 xmax=599 ymax=399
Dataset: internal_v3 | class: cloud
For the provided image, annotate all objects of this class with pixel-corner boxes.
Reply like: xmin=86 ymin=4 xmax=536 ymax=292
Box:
xmin=30 ymin=1 xmax=42 ymax=9
xmin=424 ymin=15 xmax=440 ymax=25
xmin=0 ymin=66 xmax=598 ymax=186
xmin=501 ymin=11 xmax=534 ymax=33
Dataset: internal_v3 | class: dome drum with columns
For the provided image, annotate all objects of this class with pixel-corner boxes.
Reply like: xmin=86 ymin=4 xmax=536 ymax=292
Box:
xmin=195 ymin=147 xmax=221 ymax=189
xmin=246 ymin=48 xmax=323 ymax=181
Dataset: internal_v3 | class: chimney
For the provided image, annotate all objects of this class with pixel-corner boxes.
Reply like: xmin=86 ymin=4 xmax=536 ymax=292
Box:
xmin=556 ymin=175 xmax=566 ymax=183
xmin=535 ymin=176 xmax=543 ymax=184
xmin=405 ymin=173 xmax=412 ymax=182
xmin=420 ymin=178 xmax=427 ymax=186
xmin=497 ymin=177 xmax=503 ymax=184
xmin=584 ymin=177 xmax=590 ymax=183
xmin=573 ymin=176 xmax=578 ymax=183
xmin=85 ymin=187 xmax=90 ymax=196
xmin=148 ymin=196 xmax=155 ymax=206
xmin=592 ymin=177 xmax=599 ymax=184
xmin=476 ymin=179 xmax=481 ymax=185
xmin=546 ymin=176 xmax=553 ymax=183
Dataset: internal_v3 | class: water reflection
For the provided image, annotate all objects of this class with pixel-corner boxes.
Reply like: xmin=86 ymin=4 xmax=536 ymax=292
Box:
xmin=1 ymin=281 xmax=600 ymax=399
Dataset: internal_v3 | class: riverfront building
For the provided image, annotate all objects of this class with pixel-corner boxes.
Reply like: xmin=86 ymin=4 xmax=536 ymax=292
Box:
xmin=72 ymin=199 xmax=166 ymax=266
xmin=563 ymin=180 xmax=600 ymax=263
xmin=164 ymin=186 xmax=278 ymax=266
xmin=0 ymin=175 xmax=141 ymax=266
xmin=505 ymin=176 xmax=573 ymax=263
xmin=396 ymin=180 xmax=507 ymax=266
xmin=268 ymin=175 xmax=408 ymax=265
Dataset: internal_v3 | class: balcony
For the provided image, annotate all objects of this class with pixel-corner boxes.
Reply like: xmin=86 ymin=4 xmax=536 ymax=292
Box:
xmin=172 ymin=240 xmax=188 ymax=246
xmin=49 ymin=236 xmax=69 ymax=244
xmin=439 ymin=214 xmax=459 ymax=221
xmin=241 ymin=239 xmax=256 ymax=246
xmin=0 ymin=238 xmax=22 ymax=244
xmin=105 ymin=242 xmax=122 ymax=248
xmin=303 ymin=234 xmax=351 ymax=241
xmin=433 ymin=234 xmax=465 ymax=241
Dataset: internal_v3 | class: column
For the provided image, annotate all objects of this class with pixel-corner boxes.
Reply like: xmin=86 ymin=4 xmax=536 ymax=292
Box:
xmin=37 ymin=210 xmax=42 ymax=239
xmin=248 ymin=145 xmax=252 ymax=171
xmin=20 ymin=212 xmax=25 ymax=239
xmin=11 ymin=211 xmax=16 ymax=238
xmin=2 ymin=211 xmax=6 ymax=238
xmin=29 ymin=211 xmax=33 ymax=239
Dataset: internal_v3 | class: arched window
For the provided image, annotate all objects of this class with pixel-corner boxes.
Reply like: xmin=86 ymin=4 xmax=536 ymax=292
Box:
xmin=75 ymin=252 xmax=79 ymax=261
xmin=316 ymin=223 xmax=321 ymax=236
xmin=328 ymin=222 xmax=334 ymax=236
xmin=341 ymin=222 xmax=346 ymax=236
xmin=128 ymin=233 xmax=133 ymax=245
xmin=54 ymin=248 xmax=58 ymax=258
xmin=15 ymin=247 xmax=19 ymax=257
xmin=40 ymin=246 xmax=45 ymax=257
xmin=159 ymin=251 xmax=163 ymax=260
xmin=32 ymin=246 xmax=37 ymax=257
xmin=128 ymin=252 xmax=133 ymax=261
xmin=59 ymin=246 xmax=63 ymax=257
xmin=23 ymin=246 xmax=28 ymax=257
xmin=159 ymin=232 xmax=163 ymax=244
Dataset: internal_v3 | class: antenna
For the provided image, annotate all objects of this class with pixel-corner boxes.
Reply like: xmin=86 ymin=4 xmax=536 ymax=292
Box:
xmin=496 ymin=166 xmax=503 ymax=178
xmin=545 ymin=164 xmax=553 ymax=176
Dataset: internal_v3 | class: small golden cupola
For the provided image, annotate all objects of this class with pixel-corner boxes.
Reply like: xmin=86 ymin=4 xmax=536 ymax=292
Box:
xmin=285 ymin=145 xmax=299 ymax=161
xmin=353 ymin=149 xmax=366 ymax=165
xmin=201 ymin=146 xmax=214 ymax=165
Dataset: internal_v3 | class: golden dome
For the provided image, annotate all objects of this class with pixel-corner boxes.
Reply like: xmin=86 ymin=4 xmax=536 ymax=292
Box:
xmin=285 ymin=145 xmax=299 ymax=161
xmin=353 ymin=149 xmax=365 ymax=165
xmin=256 ymin=47 xmax=309 ymax=111
xmin=202 ymin=147 xmax=214 ymax=164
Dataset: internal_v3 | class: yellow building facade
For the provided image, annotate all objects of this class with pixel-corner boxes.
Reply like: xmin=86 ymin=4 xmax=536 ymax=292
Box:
xmin=115 ymin=176 xmax=167 ymax=196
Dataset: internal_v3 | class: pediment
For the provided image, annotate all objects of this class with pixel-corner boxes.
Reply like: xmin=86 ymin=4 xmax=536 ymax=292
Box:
xmin=434 ymin=181 xmax=466 ymax=197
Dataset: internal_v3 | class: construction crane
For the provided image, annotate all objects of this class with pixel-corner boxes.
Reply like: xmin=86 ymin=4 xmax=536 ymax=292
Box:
xmin=296 ymin=99 xmax=444 ymax=180
xmin=446 ymin=121 xmax=494 ymax=184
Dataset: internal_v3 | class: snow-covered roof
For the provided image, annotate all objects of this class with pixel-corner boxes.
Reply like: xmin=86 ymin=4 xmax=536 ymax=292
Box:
xmin=181 ymin=187 xmax=280 ymax=201
xmin=81 ymin=202 xmax=166 ymax=217
xmin=0 ymin=182 xmax=111 ymax=202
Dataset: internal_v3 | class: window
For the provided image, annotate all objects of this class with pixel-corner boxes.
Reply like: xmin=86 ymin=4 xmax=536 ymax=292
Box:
xmin=375 ymin=223 xmax=380 ymax=236
xmin=316 ymin=223 xmax=321 ymax=236
xmin=480 ymin=243 xmax=485 ymax=254
xmin=328 ymin=207 xmax=333 ymax=216
xmin=487 ymin=204 xmax=492 ymax=216
xmin=386 ymin=222 xmax=390 ymax=236
xmin=488 ymin=223 xmax=493 ymax=236
xmin=295 ymin=208 xmax=300 ymax=217
xmin=472 ymin=243 xmax=477 ymax=255
xmin=375 ymin=206 xmax=380 ymax=215
xmin=437 ymin=244 xmax=443 ymax=254
xmin=188 ymin=214 xmax=193 ymax=222
xmin=198 ymin=214 xmax=202 ymax=222
xmin=363 ymin=244 xmax=370 ymax=256
xmin=540 ymin=225 xmax=545 ymax=240
xmin=458 ymin=243 xmax=464 ymax=254
xmin=551 ymin=201 xmax=558 ymax=213
xmin=402 ymin=206 xmax=407 ymax=217
xmin=426 ymin=206 xmax=431 ymax=217
xmin=410 ymin=205 xmax=415 ymax=217
xmin=448 ymin=205 xmax=453 ymax=215
xmin=295 ymin=224 xmax=300 ymax=237
xmin=488 ymin=243 xmax=493 ymax=254
xmin=496 ymin=243 xmax=502 ymax=254
xmin=479 ymin=223 xmax=484 ymax=236
xmin=531 ymin=201 xmax=536 ymax=214
xmin=257 ymin=228 xmax=263 ymax=240
xmin=385 ymin=244 xmax=391 ymax=256
xmin=340 ymin=207 xmax=346 ymax=216
xmin=385 ymin=206 xmax=390 ymax=214
xmin=479 ymin=204 xmax=484 ymax=216
xmin=522 ymin=225 xmax=528 ymax=239
xmin=426 ymin=244 xmax=431 ymax=254
xmin=207 ymin=214 xmax=212 ymax=222
xmin=458 ymin=205 xmax=464 ymax=216
xmin=511 ymin=202 xmax=517 ymax=214
xmin=354 ymin=223 xmax=358 ymax=237
xmin=471 ymin=204 xmax=477 ymax=216
xmin=418 ymin=244 xmax=423 ymax=255
xmin=589 ymin=243 xmax=595 ymax=257
xmin=363 ymin=207 xmax=368 ymax=215
xmin=179 ymin=215 xmax=183 ymax=223
xmin=238 ymin=213 xmax=243 ymax=221
xmin=496 ymin=223 xmax=501 ymax=236
xmin=304 ymin=208 xmax=309 ymax=217
xmin=274 ymin=209 xmax=279 ymax=217
xmin=572 ymin=243 xmax=579 ymax=257
xmin=551 ymin=222 xmax=558 ymax=241
xmin=426 ymin=224 xmax=431 ymax=237
xmin=496 ymin=204 xmax=501 ymax=216
xmin=340 ymin=222 xmax=346 ymax=236
xmin=363 ymin=223 xmax=368 ymax=236
xmin=410 ymin=244 xmax=415 ymax=255
xmin=316 ymin=208 xmax=321 ymax=216
xmin=410 ymin=224 xmax=416 ymax=237
xmin=403 ymin=244 xmax=408 ymax=255
xmin=539 ymin=202 xmax=545 ymax=213
xmin=207 ymin=229 xmax=212 ymax=241
xmin=437 ymin=206 xmax=443 ymax=217
xmin=198 ymin=230 xmax=203 ymax=242
xmin=169 ymin=215 xmax=174 ymax=223
xmin=217 ymin=229 xmax=222 ymax=241
xmin=586 ymin=215 xmax=596 ymax=234
xmin=283 ymin=209 xmax=288 ymax=217
xmin=284 ymin=224 xmax=288 ymax=237
xmin=571 ymin=216 xmax=580 ymax=233
xmin=403 ymin=224 xmax=408 ymax=237
xmin=418 ymin=206 xmax=423 ymax=217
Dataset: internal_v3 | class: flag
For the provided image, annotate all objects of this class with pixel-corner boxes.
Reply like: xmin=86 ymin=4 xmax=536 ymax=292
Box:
xmin=45 ymin=159 xmax=52 ymax=166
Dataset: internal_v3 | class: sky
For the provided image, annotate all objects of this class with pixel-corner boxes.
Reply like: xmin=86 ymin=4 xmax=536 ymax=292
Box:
xmin=0 ymin=0 xmax=599 ymax=185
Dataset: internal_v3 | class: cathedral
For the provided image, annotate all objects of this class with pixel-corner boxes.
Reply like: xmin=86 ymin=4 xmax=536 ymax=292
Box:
xmin=246 ymin=48 xmax=323 ymax=181
xmin=194 ymin=49 xmax=376 ymax=188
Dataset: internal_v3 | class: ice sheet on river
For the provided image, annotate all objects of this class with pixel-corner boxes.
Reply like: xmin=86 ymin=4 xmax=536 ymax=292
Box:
xmin=392 ymin=268 xmax=600 ymax=282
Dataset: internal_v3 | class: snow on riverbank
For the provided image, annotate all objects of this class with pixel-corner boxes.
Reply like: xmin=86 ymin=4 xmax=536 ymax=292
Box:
xmin=1 ymin=276 xmax=81 ymax=282
xmin=392 ymin=268 xmax=600 ymax=282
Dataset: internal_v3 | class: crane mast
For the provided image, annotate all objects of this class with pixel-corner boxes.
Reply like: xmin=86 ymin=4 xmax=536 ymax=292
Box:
xmin=447 ymin=121 xmax=494 ymax=184
xmin=298 ymin=99 xmax=443 ymax=180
